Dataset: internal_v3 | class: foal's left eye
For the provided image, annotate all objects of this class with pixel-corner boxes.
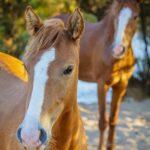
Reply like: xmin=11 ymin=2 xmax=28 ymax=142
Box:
xmin=63 ymin=65 xmax=74 ymax=75
xmin=133 ymin=15 xmax=138 ymax=20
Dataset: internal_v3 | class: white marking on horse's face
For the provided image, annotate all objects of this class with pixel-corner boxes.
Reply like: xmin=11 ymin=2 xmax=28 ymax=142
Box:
xmin=115 ymin=7 xmax=132 ymax=45
xmin=21 ymin=47 xmax=55 ymax=141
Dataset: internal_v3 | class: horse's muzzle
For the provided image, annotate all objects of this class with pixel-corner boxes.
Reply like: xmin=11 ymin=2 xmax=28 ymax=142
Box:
xmin=16 ymin=125 xmax=47 ymax=148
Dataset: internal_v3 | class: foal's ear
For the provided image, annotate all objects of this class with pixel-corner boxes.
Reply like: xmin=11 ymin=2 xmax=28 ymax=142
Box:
xmin=66 ymin=8 xmax=84 ymax=40
xmin=25 ymin=6 xmax=43 ymax=36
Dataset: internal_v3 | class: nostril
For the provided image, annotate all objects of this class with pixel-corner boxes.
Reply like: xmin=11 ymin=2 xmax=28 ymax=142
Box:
xmin=121 ymin=46 xmax=125 ymax=53
xmin=16 ymin=127 xmax=23 ymax=143
xmin=16 ymin=125 xmax=47 ymax=146
xmin=39 ymin=127 xmax=47 ymax=145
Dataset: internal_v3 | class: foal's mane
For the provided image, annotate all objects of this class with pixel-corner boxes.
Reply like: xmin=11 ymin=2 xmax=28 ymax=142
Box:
xmin=24 ymin=18 xmax=65 ymax=61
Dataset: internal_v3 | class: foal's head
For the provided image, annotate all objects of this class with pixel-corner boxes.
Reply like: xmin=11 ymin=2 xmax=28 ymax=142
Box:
xmin=110 ymin=0 xmax=140 ymax=58
xmin=17 ymin=6 xmax=84 ymax=149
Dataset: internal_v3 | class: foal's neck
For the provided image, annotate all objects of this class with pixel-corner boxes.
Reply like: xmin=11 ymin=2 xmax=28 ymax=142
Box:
xmin=50 ymin=78 xmax=83 ymax=149
xmin=50 ymin=98 xmax=81 ymax=149
xmin=96 ymin=13 xmax=116 ymax=65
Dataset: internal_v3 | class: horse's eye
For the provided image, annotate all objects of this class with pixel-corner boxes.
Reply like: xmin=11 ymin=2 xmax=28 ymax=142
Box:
xmin=63 ymin=65 xmax=74 ymax=75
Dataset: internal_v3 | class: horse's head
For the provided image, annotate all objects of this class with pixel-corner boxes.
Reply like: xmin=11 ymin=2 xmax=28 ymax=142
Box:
xmin=112 ymin=0 xmax=140 ymax=58
xmin=17 ymin=6 xmax=84 ymax=149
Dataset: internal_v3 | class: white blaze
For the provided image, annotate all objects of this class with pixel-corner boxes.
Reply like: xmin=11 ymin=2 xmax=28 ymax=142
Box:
xmin=22 ymin=47 xmax=55 ymax=131
xmin=115 ymin=7 xmax=132 ymax=44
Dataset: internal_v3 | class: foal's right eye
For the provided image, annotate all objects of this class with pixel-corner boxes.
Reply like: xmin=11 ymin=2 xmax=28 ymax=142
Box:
xmin=63 ymin=65 xmax=74 ymax=75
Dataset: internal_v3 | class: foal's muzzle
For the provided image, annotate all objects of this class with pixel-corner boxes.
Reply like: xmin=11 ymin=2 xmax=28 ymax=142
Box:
xmin=17 ymin=126 xmax=47 ymax=147
xmin=112 ymin=44 xmax=126 ymax=59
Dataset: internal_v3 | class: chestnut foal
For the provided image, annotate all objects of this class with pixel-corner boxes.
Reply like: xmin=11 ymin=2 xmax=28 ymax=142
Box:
xmin=58 ymin=0 xmax=140 ymax=149
xmin=0 ymin=7 xmax=87 ymax=150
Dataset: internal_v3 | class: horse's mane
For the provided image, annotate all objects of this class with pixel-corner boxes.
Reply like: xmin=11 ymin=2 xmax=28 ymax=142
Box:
xmin=24 ymin=18 xmax=64 ymax=61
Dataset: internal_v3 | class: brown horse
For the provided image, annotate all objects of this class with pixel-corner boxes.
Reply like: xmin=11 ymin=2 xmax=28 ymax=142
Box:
xmin=0 ymin=6 xmax=87 ymax=150
xmin=57 ymin=0 xmax=140 ymax=149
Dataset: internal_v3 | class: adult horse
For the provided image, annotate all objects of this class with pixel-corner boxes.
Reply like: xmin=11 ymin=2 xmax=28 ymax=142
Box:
xmin=0 ymin=6 xmax=87 ymax=150
xmin=58 ymin=0 xmax=140 ymax=149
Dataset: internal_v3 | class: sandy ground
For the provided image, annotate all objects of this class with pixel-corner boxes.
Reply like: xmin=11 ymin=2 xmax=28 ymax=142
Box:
xmin=79 ymin=98 xmax=150 ymax=150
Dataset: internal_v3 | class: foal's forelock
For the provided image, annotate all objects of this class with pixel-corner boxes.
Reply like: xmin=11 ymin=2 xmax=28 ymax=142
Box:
xmin=24 ymin=19 xmax=64 ymax=61
xmin=114 ymin=7 xmax=132 ymax=44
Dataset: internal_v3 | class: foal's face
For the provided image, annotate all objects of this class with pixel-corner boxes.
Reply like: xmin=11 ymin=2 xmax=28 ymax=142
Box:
xmin=17 ymin=6 xmax=84 ymax=149
xmin=112 ymin=0 xmax=140 ymax=58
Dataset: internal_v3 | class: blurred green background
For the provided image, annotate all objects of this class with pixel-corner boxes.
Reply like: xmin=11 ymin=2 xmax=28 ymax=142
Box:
xmin=0 ymin=0 xmax=150 ymax=96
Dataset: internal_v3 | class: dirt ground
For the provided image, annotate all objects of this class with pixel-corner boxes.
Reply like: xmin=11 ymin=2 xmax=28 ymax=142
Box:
xmin=79 ymin=98 xmax=150 ymax=150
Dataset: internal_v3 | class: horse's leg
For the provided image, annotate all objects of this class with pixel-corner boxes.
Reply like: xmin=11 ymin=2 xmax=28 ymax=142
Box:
xmin=98 ymin=79 xmax=108 ymax=150
xmin=107 ymin=81 xmax=128 ymax=150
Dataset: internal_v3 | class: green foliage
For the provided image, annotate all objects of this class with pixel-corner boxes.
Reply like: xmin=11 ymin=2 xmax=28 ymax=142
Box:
xmin=0 ymin=0 xmax=29 ymax=57
xmin=78 ymin=0 xmax=111 ymax=19
xmin=0 ymin=0 xmax=78 ymax=58
xmin=0 ymin=0 xmax=149 ymax=60
xmin=0 ymin=0 xmax=110 ymax=58
xmin=83 ymin=12 xmax=98 ymax=23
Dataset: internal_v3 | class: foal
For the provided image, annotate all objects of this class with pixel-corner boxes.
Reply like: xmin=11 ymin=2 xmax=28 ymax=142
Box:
xmin=0 ymin=6 xmax=87 ymax=150
xmin=58 ymin=0 xmax=140 ymax=149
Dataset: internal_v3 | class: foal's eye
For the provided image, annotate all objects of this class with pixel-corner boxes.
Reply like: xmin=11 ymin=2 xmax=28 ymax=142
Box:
xmin=63 ymin=65 xmax=74 ymax=75
xmin=133 ymin=15 xmax=138 ymax=20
